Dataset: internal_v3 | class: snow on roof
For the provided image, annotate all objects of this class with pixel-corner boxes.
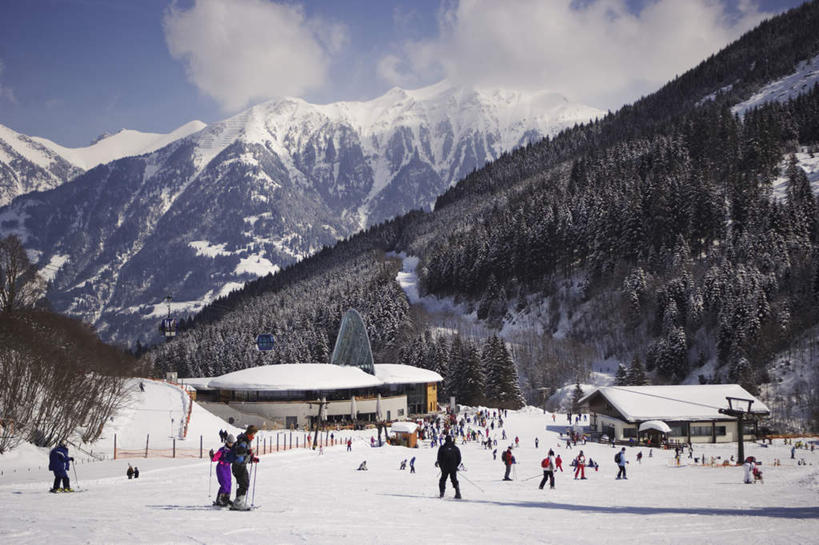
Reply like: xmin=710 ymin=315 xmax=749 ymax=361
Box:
xmin=205 ymin=363 xmax=441 ymax=392
xmin=374 ymin=364 xmax=443 ymax=385
xmin=390 ymin=421 xmax=418 ymax=433
xmin=207 ymin=364 xmax=384 ymax=391
xmin=180 ymin=377 xmax=214 ymax=390
xmin=579 ymin=384 xmax=770 ymax=422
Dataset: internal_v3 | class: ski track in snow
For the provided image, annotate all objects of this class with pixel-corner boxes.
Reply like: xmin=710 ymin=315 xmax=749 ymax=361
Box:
xmin=1 ymin=382 xmax=818 ymax=544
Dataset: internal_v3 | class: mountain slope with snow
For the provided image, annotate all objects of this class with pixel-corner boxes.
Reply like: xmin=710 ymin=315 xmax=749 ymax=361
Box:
xmin=0 ymin=121 xmax=207 ymax=207
xmin=0 ymin=82 xmax=601 ymax=344
xmin=0 ymin=123 xmax=83 ymax=207
xmin=731 ymin=53 xmax=819 ymax=117
xmin=32 ymin=120 xmax=207 ymax=171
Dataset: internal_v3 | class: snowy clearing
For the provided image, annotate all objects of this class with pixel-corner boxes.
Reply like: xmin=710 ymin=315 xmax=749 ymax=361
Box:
xmin=1 ymin=380 xmax=817 ymax=544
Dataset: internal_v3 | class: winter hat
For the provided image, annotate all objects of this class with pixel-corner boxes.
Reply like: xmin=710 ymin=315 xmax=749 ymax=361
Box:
xmin=226 ymin=434 xmax=235 ymax=444
xmin=245 ymin=425 xmax=259 ymax=435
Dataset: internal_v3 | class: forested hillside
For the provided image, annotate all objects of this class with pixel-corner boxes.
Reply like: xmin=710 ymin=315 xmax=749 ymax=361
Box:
xmin=145 ymin=2 xmax=819 ymax=429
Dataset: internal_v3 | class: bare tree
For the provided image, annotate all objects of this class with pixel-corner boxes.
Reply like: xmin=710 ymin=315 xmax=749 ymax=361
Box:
xmin=0 ymin=235 xmax=45 ymax=313
xmin=0 ymin=311 xmax=135 ymax=451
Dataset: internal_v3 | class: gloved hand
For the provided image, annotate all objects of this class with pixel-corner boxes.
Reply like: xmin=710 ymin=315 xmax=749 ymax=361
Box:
xmin=209 ymin=449 xmax=214 ymax=459
xmin=69 ymin=457 xmax=75 ymax=462
xmin=434 ymin=461 xmax=439 ymax=467
xmin=251 ymin=456 xmax=260 ymax=463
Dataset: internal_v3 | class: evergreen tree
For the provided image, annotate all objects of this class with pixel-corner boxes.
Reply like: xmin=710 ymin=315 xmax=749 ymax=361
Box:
xmin=627 ymin=355 xmax=647 ymax=386
xmin=571 ymin=382 xmax=584 ymax=413
xmin=615 ymin=363 xmax=628 ymax=385
xmin=481 ymin=335 xmax=525 ymax=409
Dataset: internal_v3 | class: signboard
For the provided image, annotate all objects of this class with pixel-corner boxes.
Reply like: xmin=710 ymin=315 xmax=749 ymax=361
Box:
xmin=256 ymin=333 xmax=275 ymax=351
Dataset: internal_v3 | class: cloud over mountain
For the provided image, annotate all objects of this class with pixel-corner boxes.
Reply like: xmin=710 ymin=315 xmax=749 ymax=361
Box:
xmin=164 ymin=0 xmax=347 ymax=111
xmin=380 ymin=0 xmax=773 ymax=110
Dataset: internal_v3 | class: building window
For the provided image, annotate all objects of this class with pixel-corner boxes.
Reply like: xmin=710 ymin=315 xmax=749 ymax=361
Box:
xmin=398 ymin=409 xmax=405 ymax=417
xmin=691 ymin=425 xmax=726 ymax=436
xmin=622 ymin=427 xmax=637 ymax=438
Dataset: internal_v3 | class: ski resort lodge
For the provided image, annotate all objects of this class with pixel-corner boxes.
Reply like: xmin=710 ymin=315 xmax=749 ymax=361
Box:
xmin=186 ymin=310 xmax=442 ymax=429
xmin=578 ymin=384 xmax=770 ymax=444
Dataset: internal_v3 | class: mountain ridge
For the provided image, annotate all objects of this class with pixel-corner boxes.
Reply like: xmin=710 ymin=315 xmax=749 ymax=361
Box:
xmin=0 ymin=81 xmax=601 ymax=344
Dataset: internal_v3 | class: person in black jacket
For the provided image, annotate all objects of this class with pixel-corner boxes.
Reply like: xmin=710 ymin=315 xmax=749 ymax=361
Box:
xmin=230 ymin=425 xmax=259 ymax=510
xmin=436 ymin=434 xmax=462 ymax=499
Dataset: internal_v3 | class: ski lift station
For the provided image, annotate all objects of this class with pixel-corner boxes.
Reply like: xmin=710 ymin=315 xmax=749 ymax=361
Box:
xmin=185 ymin=310 xmax=442 ymax=430
xmin=578 ymin=384 xmax=770 ymax=445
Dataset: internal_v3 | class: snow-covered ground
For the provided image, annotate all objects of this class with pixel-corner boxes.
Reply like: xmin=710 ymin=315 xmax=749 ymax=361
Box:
xmin=1 ymin=381 xmax=817 ymax=544
xmin=732 ymin=53 xmax=819 ymax=118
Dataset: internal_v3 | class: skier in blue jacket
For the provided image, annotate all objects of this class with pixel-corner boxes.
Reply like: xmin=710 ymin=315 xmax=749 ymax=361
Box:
xmin=49 ymin=441 xmax=74 ymax=492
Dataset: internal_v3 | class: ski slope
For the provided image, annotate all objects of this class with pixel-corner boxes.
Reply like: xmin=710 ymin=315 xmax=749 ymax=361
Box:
xmin=1 ymin=381 xmax=817 ymax=544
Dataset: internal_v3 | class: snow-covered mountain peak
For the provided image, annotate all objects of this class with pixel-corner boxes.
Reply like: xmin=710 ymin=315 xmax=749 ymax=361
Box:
xmin=30 ymin=119 xmax=208 ymax=171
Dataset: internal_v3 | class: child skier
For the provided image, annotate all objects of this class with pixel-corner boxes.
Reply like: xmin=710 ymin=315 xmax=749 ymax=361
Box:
xmin=48 ymin=440 xmax=74 ymax=492
xmin=211 ymin=434 xmax=235 ymax=506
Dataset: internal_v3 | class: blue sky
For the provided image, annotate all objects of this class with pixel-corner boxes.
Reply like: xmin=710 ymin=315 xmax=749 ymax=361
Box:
xmin=0 ymin=0 xmax=807 ymax=147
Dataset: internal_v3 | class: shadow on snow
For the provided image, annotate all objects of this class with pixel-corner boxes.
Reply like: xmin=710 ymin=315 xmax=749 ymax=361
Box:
xmin=379 ymin=494 xmax=819 ymax=519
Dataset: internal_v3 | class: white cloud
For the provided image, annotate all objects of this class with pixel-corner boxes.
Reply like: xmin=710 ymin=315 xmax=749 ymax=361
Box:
xmin=380 ymin=0 xmax=772 ymax=110
xmin=164 ymin=0 xmax=347 ymax=111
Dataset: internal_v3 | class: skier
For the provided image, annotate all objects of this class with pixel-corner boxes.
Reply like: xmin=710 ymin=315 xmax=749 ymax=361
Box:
xmin=48 ymin=440 xmax=74 ymax=493
xmin=230 ymin=425 xmax=259 ymax=510
xmin=501 ymin=446 xmax=515 ymax=480
xmin=535 ymin=437 xmax=539 ymax=449
xmin=400 ymin=459 xmax=407 ymax=470
xmin=134 ymin=466 xmax=139 ymax=479
xmin=211 ymin=434 xmax=235 ymax=506
xmin=555 ymin=454 xmax=563 ymax=472
xmin=574 ymin=450 xmax=586 ymax=480
xmin=347 ymin=438 xmax=352 ymax=452
xmin=636 ymin=451 xmax=643 ymax=464
xmin=539 ymin=449 xmax=556 ymax=489
xmin=410 ymin=456 xmax=416 ymax=473
xmin=743 ymin=456 xmax=754 ymax=484
xmin=616 ymin=447 xmax=628 ymax=479
xmin=436 ymin=434 xmax=462 ymax=499
xmin=127 ymin=464 xmax=135 ymax=479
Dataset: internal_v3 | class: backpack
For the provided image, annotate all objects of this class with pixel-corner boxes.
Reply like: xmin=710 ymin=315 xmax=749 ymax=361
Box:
xmin=615 ymin=452 xmax=621 ymax=464
xmin=541 ymin=458 xmax=551 ymax=469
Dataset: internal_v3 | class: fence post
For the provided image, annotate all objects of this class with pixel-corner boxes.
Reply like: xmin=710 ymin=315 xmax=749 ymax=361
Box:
xmin=200 ymin=435 xmax=203 ymax=458
xmin=173 ymin=438 xmax=176 ymax=458
xmin=145 ymin=434 xmax=150 ymax=458
xmin=289 ymin=431 xmax=292 ymax=450
xmin=256 ymin=436 xmax=259 ymax=455
xmin=114 ymin=433 xmax=117 ymax=460
xmin=277 ymin=434 xmax=279 ymax=452
xmin=296 ymin=437 xmax=299 ymax=449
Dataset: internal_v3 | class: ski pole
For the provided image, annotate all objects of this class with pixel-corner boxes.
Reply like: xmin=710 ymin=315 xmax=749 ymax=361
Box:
xmin=208 ymin=460 xmax=213 ymax=498
xmin=458 ymin=472 xmax=484 ymax=493
xmin=522 ymin=473 xmax=541 ymax=481
xmin=251 ymin=461 xmax=258 ymax=507
xmin=513 ymin=465 xmax=518 ymax=480
xmin=72 ymin=464 xmax=80 ymax=490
